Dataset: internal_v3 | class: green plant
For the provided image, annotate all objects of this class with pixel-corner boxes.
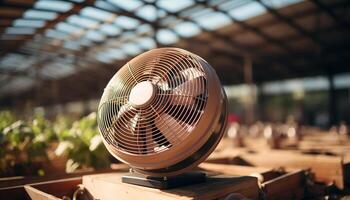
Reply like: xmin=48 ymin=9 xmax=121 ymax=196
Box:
xmin=1 ymin=120 xmax=49 ymax=176
xmin=55 ymin=112 xmax=110 ymax=172
xmin=0 ymin=111 xmax=111 ymax=177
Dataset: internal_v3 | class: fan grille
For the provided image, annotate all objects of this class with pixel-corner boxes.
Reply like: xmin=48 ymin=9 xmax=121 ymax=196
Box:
xmin=98 ymin=49 xmax=208 ymax=155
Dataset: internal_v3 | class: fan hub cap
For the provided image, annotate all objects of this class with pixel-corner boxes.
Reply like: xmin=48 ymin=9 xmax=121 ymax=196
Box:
xmin=129 ymin=81 xmax=156 ymax=108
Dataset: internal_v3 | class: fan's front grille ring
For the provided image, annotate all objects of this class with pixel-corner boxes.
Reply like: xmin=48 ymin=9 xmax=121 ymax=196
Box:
xmin=98 ymin=49 xmax=208 ymax=155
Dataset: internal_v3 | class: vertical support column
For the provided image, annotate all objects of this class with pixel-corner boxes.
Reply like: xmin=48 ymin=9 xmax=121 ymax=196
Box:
xmin=244 ymin=55 xmax=254 ymax=125
xmin=256 ymin=83 xmax=265 ymax=122
xmin=327 ymin=70 xmax=337 ymax=127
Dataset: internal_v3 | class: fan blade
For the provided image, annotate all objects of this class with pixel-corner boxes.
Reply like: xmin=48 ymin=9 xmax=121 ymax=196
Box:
xmin=164 ymin=104 xmax=203 ymax=126
xmin=171 ymin=77 xmax=206 ymax=106
xmin=154 ymin=114 xmax=191 ymax=145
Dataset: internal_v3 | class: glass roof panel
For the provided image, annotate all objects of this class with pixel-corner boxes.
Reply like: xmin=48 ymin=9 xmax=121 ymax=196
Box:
xmin=192 ymin=10 xmax=231 ymax=30
xmin=335 ymin=73 xmax=350 ymax=89
xmin=114 ymin=16 xmax=140 ymax=30
xmin=40 ymin=62 xmax=76 ymax=79
xmin=95 ymin=0 xmax=119 ymax=12
xmin=67 ymin=15 xmax=99 ymax=29
xmin=120 ymin=42 xmax=142 ymax=55
xmin=262 ymin=0 xmax=304 ymax=8
xmin=136 ymin=5 xmax=157 ymax=22
xmin=136 ymin=37 xmax=156 ymax=50
xmin=0 ymin=77 xmax=35 ymax=96
xmin=23 ymin=9 xmax=58 ymax=20
xmin=56 ymin=22 xmax=85 ymax=35
xmin=85 ymin=30 xmax=106 ymax=42
xmin=34 ymin=0 xmax=73 ymax=12
xmin=173 ymin=21 xmax=200 ymax=38
xmin=99 ymin=23 xmax=121 ymax=36
xmin=217 ymin=0 xmax=250 ymax=11
xmin=227 ymin=1 xmax=266 ymax=21
xmin=95 ymin=53 xmax=114 ymax=63
xmin=136 ymin=24 xmax=153 ymax=34
xmin=5 ymin=27 xmax=36 ymax=35
xmin=105 ymin=48 xmax=127 ymax=60
xmin=45 ymin=29 xmax=70 ymax=40
xmin=63 ymin=41 xmax=81 ymax=50
xmin=107 ymin=0 xmax=143 ymax=11
xmin=156 ymin=29 xmax=178 ymax=44
xmin=0 ymin=53 xmax=28 ymax=70
xmin=13 ymin=19 xmax=46 ymax=28
xmin=77 ymin=38 xmax=93 ymax=46
xmin=157 ymin=0 xmax=194 ymax=12
xmin=80 ymin=7 xmax=116 ymax=22
xmin=68 ymin=0 xmax=84 ymax=2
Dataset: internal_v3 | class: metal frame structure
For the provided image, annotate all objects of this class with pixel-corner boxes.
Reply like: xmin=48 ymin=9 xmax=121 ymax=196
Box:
xmin=0 ymin=0 xmax=349 ymax=107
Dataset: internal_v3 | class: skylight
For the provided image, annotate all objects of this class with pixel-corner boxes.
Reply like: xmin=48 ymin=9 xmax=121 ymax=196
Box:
xmin=227 ymin=1 xmax=266 ymax=21
xmin=94 ymin=0 xmax=119 ymax=12
xmin=105 ymin=48 xmax=127 ymax=60
xmin=261 ymin=0 xmax=304 ymax=9
xmin=80 ymin=7 xmax=116 ymax=22
xmin=85 ymin=30 xmax=106 ymax=42
xmin=157 ymin=0 xmax=194 ymax=13
xmin=136 ymin=24 xmax=153 ymax=34
xmin=99 ymin=24 xmax=121 ymax=36
xmin=23 ymin=10 xmax=58 ymax=20
xmin=77 ymin=38 xmax=93 ymax=46
xmin=34 ymin=0 xmax=73 ymax=12
xmin=115 ymin=16 xmax=140 ymax=30
xmin=45 ymin=29 xmax=70 ymax=40
xmin=56 ymin=22 xmax=84 ymax=35
xmin=95 ymin=53 xmax=114 ymax=63
xmin=192 ymin=10 xmax=231 ymax=30
xmin=5 ymin=27 xmax=36 ymax=35
xmin=40 ymin=62 xmax=76 ymax=79
xmin=156 ymin=29 xmax=179 ymax=45
xmin=136 ymin=37 xmax=156 ymax=50
xmin=173 ymin=21 xmax=201 ymax=38
xmin=0 ymin=77 xmax=35 ymax=96
xmin=13 ymin=19 xmax=45 ymax=28
xmin=0 ymin=53 xmax=28 ymax=70
xmin=63 ymin=41 xmax=81 ymax=50
xmin=120 ymin=42 xmax=142 ymax=55
xmin=107 ymin=0 xmax=143 ymax=11
xmin=67 ymin=15 xmax=99 ymax=29
xmin=136 ymin=5 xmax=157 ymax=22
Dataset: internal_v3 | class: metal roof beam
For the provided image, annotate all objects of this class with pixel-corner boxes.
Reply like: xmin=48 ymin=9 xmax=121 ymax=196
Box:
xmin=255 ymin=0 xmax=326 ymax=49
xmin=311 ymin=0 xmax=350 ymax=30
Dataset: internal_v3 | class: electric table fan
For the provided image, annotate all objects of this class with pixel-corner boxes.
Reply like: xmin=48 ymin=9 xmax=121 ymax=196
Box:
xmin=97 ymin=48 xmax=227 ymax=189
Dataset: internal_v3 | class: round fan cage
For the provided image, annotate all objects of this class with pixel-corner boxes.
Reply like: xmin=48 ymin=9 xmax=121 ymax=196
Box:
xmin=98 ymin=48 xmax=227 ymax=176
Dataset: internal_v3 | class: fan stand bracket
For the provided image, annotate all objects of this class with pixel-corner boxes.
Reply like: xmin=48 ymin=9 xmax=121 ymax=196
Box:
xmin=122 ymin=171 xmax=206 ymax=189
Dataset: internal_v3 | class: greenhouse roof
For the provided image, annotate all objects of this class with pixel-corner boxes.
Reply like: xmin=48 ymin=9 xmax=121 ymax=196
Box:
xmin=0 ymin=0 xmax=349 ymax=105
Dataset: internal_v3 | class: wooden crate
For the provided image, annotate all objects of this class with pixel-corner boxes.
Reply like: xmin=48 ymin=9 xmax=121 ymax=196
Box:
xmin=83 ymin=172 xmax=260 ymax=200
xmin=207 ymin=149 xmax=348 ymax=189
xmin=199 ymin=163 xmax=306 ymax=200
xmin=0 ymin=164 xmax=129 ymax=200
xmin=25 ymin=177 xmax=81 ymax=200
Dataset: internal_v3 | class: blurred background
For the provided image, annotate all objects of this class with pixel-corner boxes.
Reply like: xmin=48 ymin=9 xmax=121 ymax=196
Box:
xmin=0 ymin=0 xmax=349 ymax=178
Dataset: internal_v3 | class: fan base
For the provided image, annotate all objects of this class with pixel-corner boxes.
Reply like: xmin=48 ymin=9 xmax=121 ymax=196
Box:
xmin=122 ymin=171 xmax=206 ymax=189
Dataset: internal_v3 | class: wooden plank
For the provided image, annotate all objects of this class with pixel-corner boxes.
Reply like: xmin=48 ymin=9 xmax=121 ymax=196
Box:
xmin=198 ymin=163 xmax=281 ymax=182
xmin=26 ymin=177 xmax=81 ymax=199
xmin=25 ymin=185 xmax=61 ymax=200
xmin=200 ymin=162 xmax=307 ymax=199
xmin=206 ymin=148 xmax=346 ymax=189
xmin=262 ymin=170 xmax=306 ymax=200
xmin=240 ymin=151 xmax=345 ymax=188
xmin=0 ymin=165 xmax=128 ymax=188
xmin=0 ymin=186 xmax=29 ymax=200
xmin=83 ymin=173 xmax=260 ymax=200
